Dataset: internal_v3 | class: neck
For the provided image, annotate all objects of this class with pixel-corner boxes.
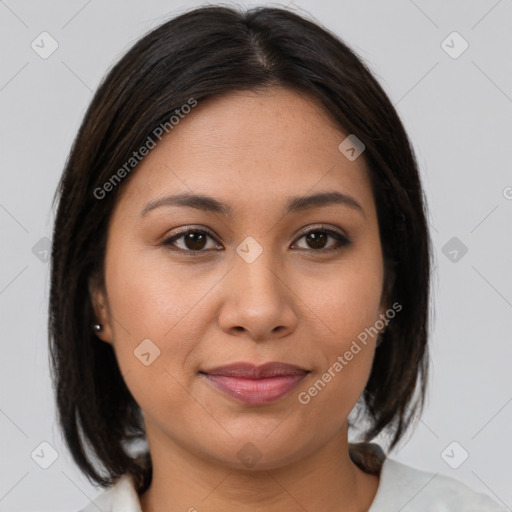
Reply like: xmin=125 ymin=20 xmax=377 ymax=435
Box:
xmin=139 ymin=424 xmax=381 ymax=512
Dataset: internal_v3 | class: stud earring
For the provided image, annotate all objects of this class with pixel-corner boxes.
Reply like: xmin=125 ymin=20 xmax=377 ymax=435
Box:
xmin=93 ymin=323 xmax=103 ymax=333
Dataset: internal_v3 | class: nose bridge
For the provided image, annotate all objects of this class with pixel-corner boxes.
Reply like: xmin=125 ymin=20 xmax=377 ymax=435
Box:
xmin=233 ymin=237 xmax=282 ymax=300
xmin=219 ymin=238 xmax=294 ymax=334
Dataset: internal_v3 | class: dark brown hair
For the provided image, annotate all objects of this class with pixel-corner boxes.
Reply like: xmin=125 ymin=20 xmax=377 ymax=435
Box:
xmin=49 ymin=4 xmax=432 ymax=494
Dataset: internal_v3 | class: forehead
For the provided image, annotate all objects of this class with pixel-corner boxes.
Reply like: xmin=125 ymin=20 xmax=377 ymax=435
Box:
xmin=113 ymin=87 xmax=376 ymax=220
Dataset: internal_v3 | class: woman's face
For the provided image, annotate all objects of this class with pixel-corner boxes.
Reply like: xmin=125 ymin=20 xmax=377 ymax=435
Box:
xmin=92 ymin=87 xmax=388 ymax=470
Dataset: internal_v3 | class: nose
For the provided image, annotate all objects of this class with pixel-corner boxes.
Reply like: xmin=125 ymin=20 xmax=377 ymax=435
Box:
xmin=217 ymin=248 xmax=298 ymax=341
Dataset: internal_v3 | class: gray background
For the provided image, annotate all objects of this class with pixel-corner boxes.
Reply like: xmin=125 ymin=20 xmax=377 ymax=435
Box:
xmin=1 ymin=0 xmax=511 ymax=510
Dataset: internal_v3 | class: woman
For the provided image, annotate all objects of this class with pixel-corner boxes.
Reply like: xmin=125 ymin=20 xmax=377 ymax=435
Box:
xmin=48 ymin=5 xmax=505 ymax=511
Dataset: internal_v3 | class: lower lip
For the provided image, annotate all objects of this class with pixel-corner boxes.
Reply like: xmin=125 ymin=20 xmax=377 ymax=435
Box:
xmin=202 ymin=373 xmax=307 ymax=405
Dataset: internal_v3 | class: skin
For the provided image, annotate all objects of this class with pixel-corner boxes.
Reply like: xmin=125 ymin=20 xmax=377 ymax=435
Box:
xmin=91 ymin=87 xmax=389 ymax=512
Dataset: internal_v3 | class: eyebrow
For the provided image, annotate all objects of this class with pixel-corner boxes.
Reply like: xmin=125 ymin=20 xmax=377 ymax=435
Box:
xmin=140 ymin=191 xmax=365 ymax=219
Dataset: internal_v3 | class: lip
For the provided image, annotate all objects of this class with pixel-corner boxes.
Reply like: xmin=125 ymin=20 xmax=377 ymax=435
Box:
xmin=200 ymin=362 xmax=309 ymax=405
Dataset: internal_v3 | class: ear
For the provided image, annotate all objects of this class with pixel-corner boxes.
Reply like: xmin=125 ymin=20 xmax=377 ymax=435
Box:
xmin=89 ymin=274 xmax=113 ymax=344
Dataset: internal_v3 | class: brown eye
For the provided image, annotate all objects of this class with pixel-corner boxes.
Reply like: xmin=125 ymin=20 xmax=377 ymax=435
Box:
xmin=162 ymin=226 xmax=350 ymax=255
xmin=293 ymin=228 xmax=351 ymax=252
xmin=305 ymin=231 xmax=328 ymax=249
xmin=183 ymin=232 xmax=207 ymax=250
xmin=162 ymin=229 xmax=220 ymax=252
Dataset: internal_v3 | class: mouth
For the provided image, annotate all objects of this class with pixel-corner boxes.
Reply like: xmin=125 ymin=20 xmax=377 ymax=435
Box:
xmin=199 ymin=362 xmax=310 ymax=405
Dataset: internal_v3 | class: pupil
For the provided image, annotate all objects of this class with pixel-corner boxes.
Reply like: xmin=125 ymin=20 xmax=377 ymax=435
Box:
xmin=307 ymin=232 xmax=326 ymax=249
xmin=186 ymin=232 xmax=206 ymax=250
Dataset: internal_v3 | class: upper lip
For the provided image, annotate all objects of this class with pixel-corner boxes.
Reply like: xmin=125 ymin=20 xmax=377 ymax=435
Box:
xmin=201 ymin=362 xmax=309 ymax=379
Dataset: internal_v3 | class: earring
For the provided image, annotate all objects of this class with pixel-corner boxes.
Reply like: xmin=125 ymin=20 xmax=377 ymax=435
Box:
xmin=93 ymin=323 xmax=103 ymax=333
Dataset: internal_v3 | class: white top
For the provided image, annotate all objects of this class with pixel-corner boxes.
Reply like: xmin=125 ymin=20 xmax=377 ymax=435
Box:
xmin=77 ymin=457 xmax=506 ymax=511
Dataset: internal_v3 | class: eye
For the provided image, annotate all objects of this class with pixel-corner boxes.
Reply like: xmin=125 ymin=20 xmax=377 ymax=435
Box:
xmin=162 ymin=228 xmax=221 ymax=253
xmin=161 ymin=225 xmax=351 ymax=255
xmin=292 ymin=226 xmax=351 ymax=253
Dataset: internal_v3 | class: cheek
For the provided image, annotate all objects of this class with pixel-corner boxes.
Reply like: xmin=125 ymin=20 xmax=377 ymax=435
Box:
xmin=105 ymin=241 xmax=199 ymax=336
xmin=103 ymin=242 xmax=205 ymax=391
xmin=295 ymin=249 xmax=383 ymax=398
xmin=300 ymin=252 xmax=384 ymax=344
xmin=104 ymin=255 xmax=203 ymax=420
xmin=297 ymin=269 xmax=381 ymax=417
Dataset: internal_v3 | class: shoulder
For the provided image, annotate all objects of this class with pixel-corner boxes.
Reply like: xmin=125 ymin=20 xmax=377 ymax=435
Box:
xmin=75 ymin=474 xmax=142 ymax=512
xmin=370 ymin=457 xmax=507 ymax=511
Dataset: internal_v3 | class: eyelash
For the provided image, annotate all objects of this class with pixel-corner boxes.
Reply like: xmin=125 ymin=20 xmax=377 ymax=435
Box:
xmin=161 ymin=225 xmax=351 ymax=255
